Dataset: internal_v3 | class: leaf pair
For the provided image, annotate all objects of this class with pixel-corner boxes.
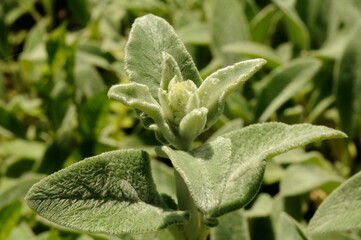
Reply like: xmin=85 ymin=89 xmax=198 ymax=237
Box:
xmin=25 ymin=123 xmax=345 ymax=235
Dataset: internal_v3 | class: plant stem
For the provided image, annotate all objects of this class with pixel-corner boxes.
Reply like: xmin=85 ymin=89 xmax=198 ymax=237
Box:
xmin=169 ymin=171 xmax=209 ymax=240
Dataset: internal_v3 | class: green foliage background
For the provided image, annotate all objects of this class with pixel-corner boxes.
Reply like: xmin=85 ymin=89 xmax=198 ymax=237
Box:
xmin=0 ymin=0 xmax=360 ymax=239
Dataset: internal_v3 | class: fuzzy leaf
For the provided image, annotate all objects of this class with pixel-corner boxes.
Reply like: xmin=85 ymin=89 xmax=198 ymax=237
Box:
xmin=161 ymin=123 xmax=346 ymax=218
xmin=308 ymin=170 xmax=361 ymax=234
xmin=160 ymin=52 xmax=183 ymax=91
xmin=125 ymin=14 xmax=202 ymax=99
xmin=178 ymin=107 xmax=208 ymax=148
xmin=199 ymin=59 xmax=266 ymax=128
xmin=108 ymin=83 xmax=162 ymax=121
xmin=25 ymin=150 xmax=189 ymax=234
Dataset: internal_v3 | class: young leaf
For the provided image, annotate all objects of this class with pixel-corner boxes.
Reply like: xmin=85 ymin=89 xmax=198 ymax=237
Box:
xmin=255 ymin=58 xmax=321 ymax=122
xmin=125 ymin=14 xmax=202 ymax=99
xmin=199 ymin=58 xmax=266 ymax=128
xmin=308 ymin=170 xmax=361 ymax=234
xmin=161 ymin=123 xmax=346 ymax=218
xmin=334 ymin=21 xmax=361 ymax=138
xmin=25 ymin=150 xmax=189 ymax=235
xmin=108 ymin=82 xmax=162 ymax=121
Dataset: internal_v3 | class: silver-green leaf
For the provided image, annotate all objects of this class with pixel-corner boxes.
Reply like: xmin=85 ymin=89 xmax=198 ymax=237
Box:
xmin=161 ymin=123 xmax=346 ymax=218
xmin=25 ymin=150 xmax=189 ymax=235
xmin=199 ymin=58 xmax=266 ymax=128
xmin=125 ymin=14 xmax=202 ymax=99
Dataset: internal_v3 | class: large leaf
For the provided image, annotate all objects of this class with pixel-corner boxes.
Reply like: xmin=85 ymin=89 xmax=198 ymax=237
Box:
xmin=161 ymin=123 xmax=345 ymax=218
xmin=308 ymin=170 xmax=361 ymax=234
xmin=125 ymin=14 xmax=202 ymax=99
xmin=255 ymin=58 xmax=321 ymax=122
xmin=335 ymin=21 xmax=361 ymax=137
xmin=26 ymin=150 xmax=189 ymax=234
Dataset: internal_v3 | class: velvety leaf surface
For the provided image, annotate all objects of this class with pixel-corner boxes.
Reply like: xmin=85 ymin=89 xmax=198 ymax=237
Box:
xmin=335 ymin=21 xmax=361 ymax=137
xmin=125 ymin=14 xmax=202 ymax=99
xmin=162 ymin=123 xmax=345 ymax=218
xmin=199 ymin=58 xmax=266 ymax=128
xmin=308 ymin=170 xmax=361 ymax=234
xmin=25 ymin=149 xmax=188 ymax=234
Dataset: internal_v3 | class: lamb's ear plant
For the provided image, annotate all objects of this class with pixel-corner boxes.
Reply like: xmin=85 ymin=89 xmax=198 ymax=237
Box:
xmin=25 ymin=14 xmax=346 ymax=240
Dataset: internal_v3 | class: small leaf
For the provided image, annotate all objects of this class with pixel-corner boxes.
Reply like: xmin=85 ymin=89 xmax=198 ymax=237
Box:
xmin=0 ymin=201 xmax=22 ymax=240
xmin=273 ymin=0 xmax=310 ymax=49
xmin=108 ymin=83 xmax=162 ymax=121
xmin=177 ymin=22 xmax=210 ymax=45
xmin=0 ymin=174 xmax=44 ymax=208
xmin=250 ymin=4 xmax=279 ymax=43
xmin=179 ymin=107 xmax=208 ymax=143
xmin=255 ymin=58 xmax=321 ymax=122
xmin=277 ymin=213 xmax=309 ymax=240
xmin=223 ymin=41 xmax=283 ymax=68
xmin=125 ymin=14 xmax=202 ymax=99
xmin=308 ymin=170 xmax=361 ymax=234
xmin=26 ymin=150 xmax=189 ymax=234
xmin=199 ymin=58 xmax=266 ymax=128
xmin=211 ymin=209 xmax=250 ymax=240
xmin=162 ymin=123 xmax=346 ymax=218
xmin=160 ymin=52 xmax=183 ymax=91
xmin=335 ymin=21 xmax=361 ymax=137
xmin=280 ymin=162 xmax=342 ymax=196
